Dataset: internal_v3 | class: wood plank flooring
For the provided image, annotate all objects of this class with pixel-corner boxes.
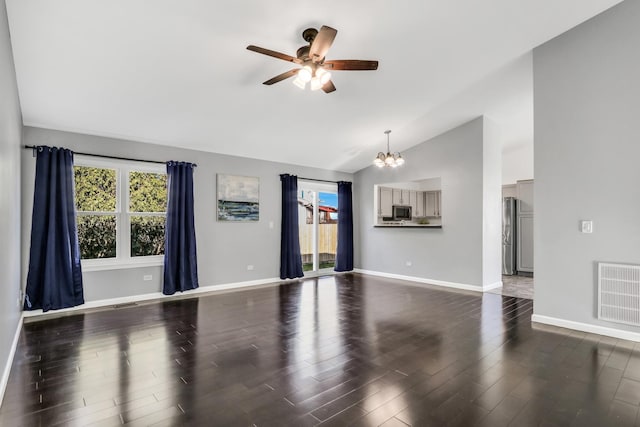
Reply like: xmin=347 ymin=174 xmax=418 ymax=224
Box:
xmin=1 ymin=273 xmax=639 ymax=426
xmin=488 ymin=275 xmax=534 ymax=300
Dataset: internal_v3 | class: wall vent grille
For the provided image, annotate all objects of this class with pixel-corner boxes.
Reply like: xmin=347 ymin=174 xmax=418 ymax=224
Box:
xmin=598 ymin=262 xmax=640 ymax=326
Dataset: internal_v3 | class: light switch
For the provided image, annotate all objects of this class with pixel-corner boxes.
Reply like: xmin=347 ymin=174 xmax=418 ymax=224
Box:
xmin=580 ymin=220 xmax=593 ymax=233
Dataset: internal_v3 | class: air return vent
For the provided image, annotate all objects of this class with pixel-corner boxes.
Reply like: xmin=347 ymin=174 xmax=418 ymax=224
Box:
xmin=598 ymin=262 xmax=640 ymax=326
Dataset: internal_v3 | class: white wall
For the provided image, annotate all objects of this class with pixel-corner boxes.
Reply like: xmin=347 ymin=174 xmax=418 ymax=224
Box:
xmin=354 ymin=117 xmax=501 ymax=290
xmin=502 ymin=143 xmax=533 ymax=185
xmin=21 ymin=127 xmax=352 ymax=302
xmin=482 ymin=118 xmax=502 ymax=288
xmin=533 ymin=0 xmax=640 ymax=331
xmin=0 ymin=0 xmax=23 ymax=400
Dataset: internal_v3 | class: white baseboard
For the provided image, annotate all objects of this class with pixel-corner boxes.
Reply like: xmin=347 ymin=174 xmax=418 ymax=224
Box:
xmin=188 ymin=277 xmax=283 ymax=294
xmin=353 ymin=269 xmax=486 ymax=293
xmin=23 ymin=277 xmax=283 ymax=319
xmin=484 ymin=281 xmax=503 ymax=291
xmin=532 ymin=314 xmax=640 ymax=342
xmin=0 ymin=313 xmax=24 ymax=407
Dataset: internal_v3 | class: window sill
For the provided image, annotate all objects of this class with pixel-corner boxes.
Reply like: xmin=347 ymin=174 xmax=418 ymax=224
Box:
xmin=81 ymin=259 xmax=163 ymax=272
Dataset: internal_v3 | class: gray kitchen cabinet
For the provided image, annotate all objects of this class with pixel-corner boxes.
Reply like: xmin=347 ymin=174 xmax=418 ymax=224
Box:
xmin=517 ymin=214 xmax=534 ymax=272
xmin=425 ymin=190 xmax=442 ymax=217
xmin=516 ymin=179 xmax=534 ymax=273
xmin=392 ymin=189 xmax=409 ymax=205
xmin=517 ymin=179 xmax=534 ymax=215
xmin=409 ymin=190 xmax=417 ymax=215
xmin=402 ymin=189 xmax=410 ymax=205
xmin=379 ymin=186 xmax=393 ymax=217
xmin=416 ymin=191 xmax=425 ymax=217
xmin=392 ymin=188 xmax=402 ymax=205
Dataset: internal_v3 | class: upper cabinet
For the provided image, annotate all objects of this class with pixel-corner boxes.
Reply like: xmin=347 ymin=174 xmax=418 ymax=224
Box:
xmin=409 ymin=190 xmax=418 ymax=216
xmin=516 ymin=179 xmax=534 ymax=215
xmin=415 ymin=191 xmax=425 ymax=217
xmin=379 ymin=186 xmax=393 ymax=217
xmin=391 ymin=188 xmax=410 ymax=205
xmin=425 ymin=191 xmax=441 ymax=217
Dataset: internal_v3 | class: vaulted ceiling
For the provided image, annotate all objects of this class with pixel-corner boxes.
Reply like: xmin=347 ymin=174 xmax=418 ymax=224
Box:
xmin=5 ymin=0 xmax=623 ymax=172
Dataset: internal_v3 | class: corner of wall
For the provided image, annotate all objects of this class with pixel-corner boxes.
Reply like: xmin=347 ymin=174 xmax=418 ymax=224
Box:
xmin=0 ymin=0 xmax=25 ymax=407
xmin=482 ymin=117 xmax=503 ymax=287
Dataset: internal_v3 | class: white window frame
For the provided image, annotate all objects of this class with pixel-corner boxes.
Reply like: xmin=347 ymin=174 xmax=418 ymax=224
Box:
xmin=298 ymin=180 xmax=338 ymax=274
xmin=74 ymin=155 xmax=167 ymax=271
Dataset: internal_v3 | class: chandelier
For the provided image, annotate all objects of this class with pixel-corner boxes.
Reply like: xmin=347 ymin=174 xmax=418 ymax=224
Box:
xmin=373 ymin=130 xmax=404 ymax=168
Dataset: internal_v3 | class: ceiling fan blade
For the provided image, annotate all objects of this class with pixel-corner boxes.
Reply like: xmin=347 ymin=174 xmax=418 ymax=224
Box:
xmin=263 ymin=69 xmax=300 ymax=85
xmin=247 ymin=45 xmax=301 ymax=64
xmin=322 ymin=80 xmax=336 ymax=93
xmin=309 ymin=26 xmax=337 ymax=62
xmin=324 ymin=60 xmax=379 ymax=71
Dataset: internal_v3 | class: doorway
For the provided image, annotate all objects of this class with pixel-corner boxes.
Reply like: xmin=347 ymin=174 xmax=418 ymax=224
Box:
xmin=489 ymin=181 xmax=534 ymax=299
xmin=298 ymin=181 xmax=338 ymax=274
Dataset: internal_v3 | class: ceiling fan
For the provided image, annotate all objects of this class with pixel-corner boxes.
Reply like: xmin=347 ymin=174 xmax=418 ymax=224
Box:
xmin=247 ymin=25 xmax=378 ymax=93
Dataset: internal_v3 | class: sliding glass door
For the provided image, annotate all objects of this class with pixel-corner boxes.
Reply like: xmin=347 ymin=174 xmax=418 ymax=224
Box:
xmin=298 ymin=181 xmax=338 ymax=274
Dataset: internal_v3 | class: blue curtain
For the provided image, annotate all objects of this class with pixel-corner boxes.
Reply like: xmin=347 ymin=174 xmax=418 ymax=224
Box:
xmin=280 ymin=174 xmax=304 ymax=279
xmin=25 ymin=146 xmax=84 ymax=312
xmin=335 ymin=181 xmax=354 ymax=272
xmin=163 ymin=162 xmax=199 ymax=295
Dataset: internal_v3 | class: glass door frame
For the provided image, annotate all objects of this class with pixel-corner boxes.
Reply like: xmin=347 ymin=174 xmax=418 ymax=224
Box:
xmin=298 ymin=180 xmax=338 ymax=276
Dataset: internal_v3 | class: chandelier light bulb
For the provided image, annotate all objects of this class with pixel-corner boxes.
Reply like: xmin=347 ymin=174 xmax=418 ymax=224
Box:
xmin=374 ymin=153 xmax=386 ymax=167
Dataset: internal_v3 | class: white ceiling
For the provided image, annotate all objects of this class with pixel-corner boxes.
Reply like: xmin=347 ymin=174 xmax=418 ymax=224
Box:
xmin=6 ymin=0 xmax=623 ymax=173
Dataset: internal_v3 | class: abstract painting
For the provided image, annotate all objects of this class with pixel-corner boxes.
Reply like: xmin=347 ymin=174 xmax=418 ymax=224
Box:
xmin=217 ymin=174 xmax=260 ymax=221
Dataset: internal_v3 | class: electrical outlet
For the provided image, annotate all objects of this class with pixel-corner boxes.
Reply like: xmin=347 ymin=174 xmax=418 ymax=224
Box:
xmin=143 ymin=275 xmax=153 ymax=281
xmin=405 ymin=261 xmax=412 ymax=267
xmin=247 ymin=265 xmax=254 ymax=271
xmin=580 ymin=220 xmax=593 ymax=233
xmin=269 ymin=221 xmax=274 ymax=229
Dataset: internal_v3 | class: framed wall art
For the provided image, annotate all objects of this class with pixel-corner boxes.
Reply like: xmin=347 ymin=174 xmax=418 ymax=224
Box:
xmin=216 ymin=174 xmax=259 ymax=221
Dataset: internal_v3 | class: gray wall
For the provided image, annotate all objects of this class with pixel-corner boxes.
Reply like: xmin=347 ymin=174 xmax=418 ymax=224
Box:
xmin=21 ymin=127 xmax=352 ymax=302
xmin=533 ymin=0 xmax=640 ymax=329
xmin=354 ymin=117 xmax=501 ymax=289
xmin=0 ymin=0 xmax=23 ymax=389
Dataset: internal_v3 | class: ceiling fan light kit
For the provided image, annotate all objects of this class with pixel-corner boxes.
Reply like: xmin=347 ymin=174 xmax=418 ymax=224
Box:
xmin=374 ymin=130 xmax=405 ymax=168
xmin=247 ymin=25 xmax=378 ymax=94
xmin=292 ymin=64 xmax=331 ymax=91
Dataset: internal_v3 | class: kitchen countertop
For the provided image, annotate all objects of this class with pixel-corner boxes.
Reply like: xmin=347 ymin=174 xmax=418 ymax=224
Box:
xmin=374 ymin=222 xmax=442 ymax=228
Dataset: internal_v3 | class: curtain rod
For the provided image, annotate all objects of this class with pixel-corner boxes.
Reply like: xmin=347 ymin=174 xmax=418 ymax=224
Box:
xmin=298 ymin=177 xmax=351 ymax=184
xmin=23 ymin=145 xmax=197 ymax=167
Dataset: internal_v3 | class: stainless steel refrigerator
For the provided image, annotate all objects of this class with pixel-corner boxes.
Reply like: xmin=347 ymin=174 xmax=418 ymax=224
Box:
xmin=502 ymin=197 xmax=517 ymax=275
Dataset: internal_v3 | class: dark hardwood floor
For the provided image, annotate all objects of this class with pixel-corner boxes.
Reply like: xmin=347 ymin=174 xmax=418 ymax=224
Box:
xmin=1 ymin=273 xmax=639 ymax=426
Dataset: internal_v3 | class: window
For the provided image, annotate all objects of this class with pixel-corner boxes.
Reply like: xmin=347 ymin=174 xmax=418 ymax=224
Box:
xmin=74 ymin=156 xmax=167 ymax=269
